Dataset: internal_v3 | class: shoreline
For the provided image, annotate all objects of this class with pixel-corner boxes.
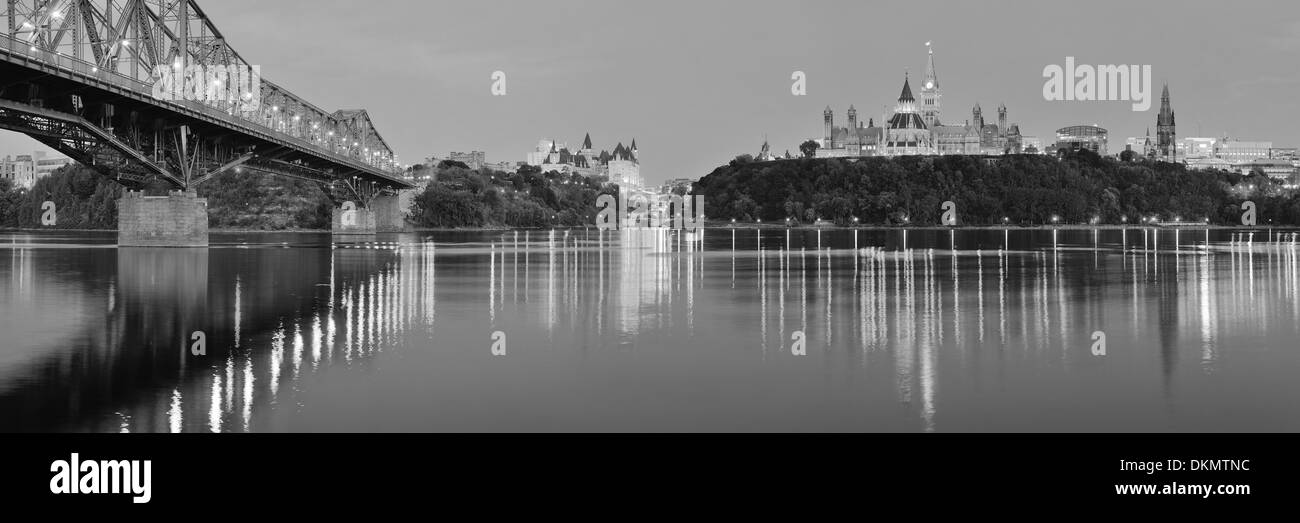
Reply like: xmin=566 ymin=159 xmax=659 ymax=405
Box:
xmin=4 ymin=224 xmax=1300 ymax=234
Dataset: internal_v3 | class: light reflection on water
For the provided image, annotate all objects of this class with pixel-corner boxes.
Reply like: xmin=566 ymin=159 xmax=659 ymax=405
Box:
xmin=0 ymin=228 xmax=1298 ymax=432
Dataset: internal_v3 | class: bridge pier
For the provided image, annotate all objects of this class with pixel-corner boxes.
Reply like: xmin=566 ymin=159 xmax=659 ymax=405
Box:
xmin=332 ymin=202 xmax=377 ymax=235
xmin=372 ymin=193 xmax=409 ymax=232
xmin=118 ymin=190 xmax=209 ymax=247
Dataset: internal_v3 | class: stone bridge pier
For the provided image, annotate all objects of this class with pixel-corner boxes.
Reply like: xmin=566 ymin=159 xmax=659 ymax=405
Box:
xmin=372 ymin=193 xmax=411 ymax=232
xmin=114 ymin=188 xmax=414 ymax=245
xmin=332 ymin=191 xmax=413 ymax=235
xmin=117 ymin=190 xmax=209 ymax=247
xmin=331 ymin=202 xmax=378 ymax=235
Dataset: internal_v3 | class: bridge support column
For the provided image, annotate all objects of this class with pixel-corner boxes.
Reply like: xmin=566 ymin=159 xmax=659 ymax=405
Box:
xmin=372 ymin=193 xmax=409 ymax=232
xmin=332 ymin=203 xmax=376 ymax=235
xmin=118 ymin=190 xmax=209 ymax=247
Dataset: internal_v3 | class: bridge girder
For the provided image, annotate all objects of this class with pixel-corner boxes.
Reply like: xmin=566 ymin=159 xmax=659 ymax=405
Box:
xmin=1 ymin=0 xmax=411 ymax=190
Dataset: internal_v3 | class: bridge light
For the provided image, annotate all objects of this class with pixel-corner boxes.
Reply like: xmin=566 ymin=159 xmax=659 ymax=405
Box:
xmin=22 ymin=22 xmax=33 ymax=28
xmin=120 ymin=40 xmax=129 ymax=46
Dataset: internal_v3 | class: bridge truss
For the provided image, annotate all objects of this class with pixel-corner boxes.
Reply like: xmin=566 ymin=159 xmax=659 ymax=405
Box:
xmin=0 ymin=0 xmax=410 ymax=203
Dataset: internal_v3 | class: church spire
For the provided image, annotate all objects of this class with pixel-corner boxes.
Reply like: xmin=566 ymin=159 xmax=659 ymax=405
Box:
xmin=1157 ymin=82 xmax=1176 ymax=160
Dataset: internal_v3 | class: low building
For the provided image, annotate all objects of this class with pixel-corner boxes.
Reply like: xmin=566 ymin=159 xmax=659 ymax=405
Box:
xmin=1053 ymin=125 xmax=1108 ymax=156
xmin=660 ymin=178 xmax=695 ymax=195
xmin=448 ymin=151 xmax=486 ymax=170
xmin=1244 ymin=158 xmax=1296 ymax=181
xmin=1021 ymin=136 xmax=1044 ymax=155
xmin=1217 ymin=139 xmax=1272 ymax=163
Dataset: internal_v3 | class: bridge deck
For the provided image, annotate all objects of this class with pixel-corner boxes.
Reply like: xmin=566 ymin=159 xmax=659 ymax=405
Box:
xmin=0 ymin=33 xmax=412 ymax=190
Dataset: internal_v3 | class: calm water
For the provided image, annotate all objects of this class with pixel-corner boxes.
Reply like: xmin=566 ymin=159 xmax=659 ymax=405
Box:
xmin=1 ymin=227 xmax=1299 ymax=432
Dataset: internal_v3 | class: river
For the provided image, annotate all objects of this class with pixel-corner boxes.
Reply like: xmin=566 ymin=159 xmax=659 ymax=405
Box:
xmin=1 ymin=227 xmax=1298 ymax=432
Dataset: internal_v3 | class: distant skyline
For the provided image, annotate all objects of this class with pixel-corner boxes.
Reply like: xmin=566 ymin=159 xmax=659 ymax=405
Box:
xmin=3 ymin=0 xmax=1299 ymax=183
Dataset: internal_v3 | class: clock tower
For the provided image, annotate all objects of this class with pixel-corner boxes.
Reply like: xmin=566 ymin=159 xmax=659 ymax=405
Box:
xmin=920 ymin=42 xmax=942 ymax=128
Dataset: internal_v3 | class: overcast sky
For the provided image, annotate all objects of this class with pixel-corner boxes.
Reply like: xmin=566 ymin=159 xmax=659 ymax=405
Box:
xmin=4 ymin=0 xmax=1299 ymax=184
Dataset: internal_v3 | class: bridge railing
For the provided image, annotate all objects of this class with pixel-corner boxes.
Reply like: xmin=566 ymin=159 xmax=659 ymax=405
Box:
xmin=0 ymin=33 xmax=408 ymax=186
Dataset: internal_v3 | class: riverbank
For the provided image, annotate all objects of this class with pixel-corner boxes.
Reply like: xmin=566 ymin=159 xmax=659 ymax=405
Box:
xmin=7 ymin=223 xmax=1300 ymax=234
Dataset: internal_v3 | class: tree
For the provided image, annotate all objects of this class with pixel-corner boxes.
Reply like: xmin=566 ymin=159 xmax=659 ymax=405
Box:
xmin=730 ymin=154 xmax=754 ymax=167
xmin=438 ymin=159 xmax=470 ymax=170
xmin=799 ymin=140 xmax=821 ymax=159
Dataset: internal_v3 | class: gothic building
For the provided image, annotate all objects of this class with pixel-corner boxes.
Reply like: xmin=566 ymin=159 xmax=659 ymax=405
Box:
xmin=756 ymin=137 xmax=776 ymax=161
xmin=883 ymin=74 xmax=933 ymax=156
xmin=821 ymin=105 xmax=883 ymax=157
xmin=975 ymin=103 xmax=1023 ymax=155
xmin=920 ymin=45 xmax=941 ymax=128
xmin=815 ymin=44 xmax=1023 ymax=158
xmin=1156 ymin=84 xmax=1176 ymax=160
xmin=525 ymin=134 xmax=641 ymax=186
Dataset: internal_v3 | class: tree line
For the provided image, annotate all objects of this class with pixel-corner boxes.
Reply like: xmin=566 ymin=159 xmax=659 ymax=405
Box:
xmin=408 ymin=161 xmax=614 ymax=228
xmin=694 ymin=150 xmax=1300 ymax=225
xmin=0 ymin=164 xmax=332 ymax=230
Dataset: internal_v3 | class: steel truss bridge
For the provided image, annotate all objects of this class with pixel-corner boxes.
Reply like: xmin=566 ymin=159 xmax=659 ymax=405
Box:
xmin=0 ymin=0 xmax=413 ymax=204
